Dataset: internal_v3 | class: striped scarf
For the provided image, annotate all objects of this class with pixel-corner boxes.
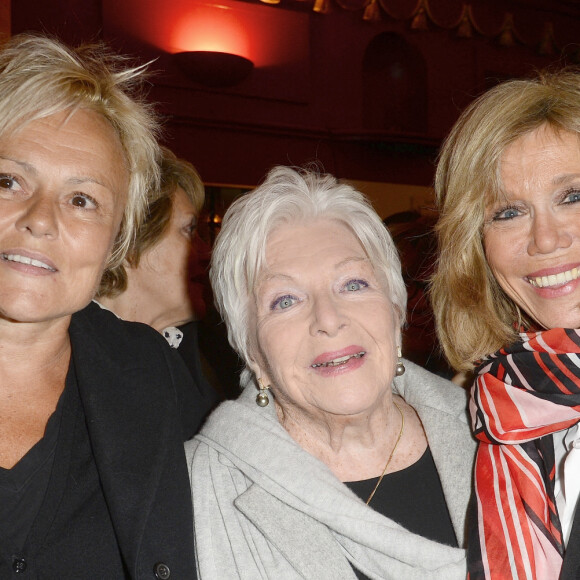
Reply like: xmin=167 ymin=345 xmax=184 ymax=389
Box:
xmin=469 ymin=328 xmax=580 ymax=580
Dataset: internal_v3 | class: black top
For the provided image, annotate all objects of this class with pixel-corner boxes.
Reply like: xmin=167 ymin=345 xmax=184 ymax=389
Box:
xmin=0 ymin=360 xmax=126 ymax=578
xmin=561 ymin=498 xmax=580 ymax=578
xmin=345 ymin=447 xmax=458 ymax=580
xmin=197 ymin=307 xmax=243 ymax=400
xmin=0 ymin=377 xmax=64 ymax=555
xmin=175 ymin=320 xmax=220 ymax=415
xmin=0 ymin=302 xmax=209 ymax=579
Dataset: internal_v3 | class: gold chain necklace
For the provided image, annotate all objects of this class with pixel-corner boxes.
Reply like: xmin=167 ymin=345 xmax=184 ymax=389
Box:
xmin=366 ymin=401 xmax=405 ymax=506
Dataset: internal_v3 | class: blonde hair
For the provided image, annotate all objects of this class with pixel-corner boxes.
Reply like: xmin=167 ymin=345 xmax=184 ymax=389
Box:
xmin=98 ymin=147 xmax=205 ymax=297
xmin=210 ymin=166 xmax=407 ymax=386
xmin=431 ymin=68 xmax=580 ymax=371
xmin=0 ymin=33 xmax=161 ymax=279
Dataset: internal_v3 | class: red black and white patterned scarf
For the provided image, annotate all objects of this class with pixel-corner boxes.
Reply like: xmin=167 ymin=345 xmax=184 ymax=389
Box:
xmin=469 ymin=328 xmax=580 ymax=580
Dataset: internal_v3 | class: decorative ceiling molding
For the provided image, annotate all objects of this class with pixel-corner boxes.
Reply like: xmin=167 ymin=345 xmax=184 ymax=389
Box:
xmin=248 ymin=0 xmax=580 ymax=58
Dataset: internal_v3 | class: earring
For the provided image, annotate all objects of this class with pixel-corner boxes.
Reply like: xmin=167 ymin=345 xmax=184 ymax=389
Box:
xmin=256 ymin=378 xmax=270 ymax=407
xmin=395 ymin=346 xmax=405 ymax=376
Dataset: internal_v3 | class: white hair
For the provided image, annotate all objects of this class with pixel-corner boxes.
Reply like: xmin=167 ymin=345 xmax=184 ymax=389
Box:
xmin=210 ymin=166 xmax=407 ymax=387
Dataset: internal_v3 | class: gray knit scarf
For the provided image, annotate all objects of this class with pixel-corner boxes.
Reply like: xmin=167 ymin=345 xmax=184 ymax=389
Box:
xmin=186 ymin=364 xmax=470 ymax=579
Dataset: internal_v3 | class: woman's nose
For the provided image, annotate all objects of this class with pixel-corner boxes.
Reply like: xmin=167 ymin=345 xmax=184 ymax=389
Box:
xmin=309 ymin=295 xmax=348 ymax=337
xmin=16 ymin=193 xmax=58 ymax=238
xmin=527 ymin=212 xmax=572 ymax=256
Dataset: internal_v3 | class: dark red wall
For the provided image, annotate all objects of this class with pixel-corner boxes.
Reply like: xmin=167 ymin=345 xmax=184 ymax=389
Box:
xmin=12 ymin=0 xmax=580 ymax=187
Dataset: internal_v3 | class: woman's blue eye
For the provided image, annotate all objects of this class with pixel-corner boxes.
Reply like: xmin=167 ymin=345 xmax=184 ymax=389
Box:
xmin=563 ymin=189 xmax=580 ymax=204
xmin=344 ymin=279 xmax=368 ymax=292
xmin=493 ymin=207 xmax=521 ymax=221
xmin=272 ymin=295 xmax=296 ymax=310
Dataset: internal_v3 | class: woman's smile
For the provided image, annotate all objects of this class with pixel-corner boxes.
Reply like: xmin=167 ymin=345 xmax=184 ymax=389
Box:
xmin=526 ymin=263 xmax=580 ymax=290
xmin=310 ymin=346 xmax=366 ymax=375
xmin=311 ymin=347 xmax=366 ymax=368
xmin=1 ymin=249 xmax=58 ymax=273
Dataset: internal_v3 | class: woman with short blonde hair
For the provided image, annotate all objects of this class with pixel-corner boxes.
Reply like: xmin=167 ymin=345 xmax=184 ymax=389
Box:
xmin=0 ymin=33 xmax=207 ymax=577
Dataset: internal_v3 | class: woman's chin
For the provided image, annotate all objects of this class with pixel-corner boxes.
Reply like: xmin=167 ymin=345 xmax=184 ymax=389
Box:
xmin=523 ymin=302 xmax=580 ymax=331
xmin=306 ymin=388 xmax=388 ymax=419
xmin=0 ymin=294 xmax=82 ymax=325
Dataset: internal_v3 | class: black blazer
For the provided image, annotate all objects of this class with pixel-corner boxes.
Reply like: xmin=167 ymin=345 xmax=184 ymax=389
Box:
xmin=560 ymin=507 xmax=580 ymax=579
xmin=67 ymin=302 xmax=208 ymax=579
xmin=175 ymin=320 xmax=220 ymax=412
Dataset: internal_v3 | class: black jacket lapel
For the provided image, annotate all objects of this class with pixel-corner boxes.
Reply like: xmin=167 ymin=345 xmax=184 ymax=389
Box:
xmin=68 ymin=303 xmax=183 ymax=575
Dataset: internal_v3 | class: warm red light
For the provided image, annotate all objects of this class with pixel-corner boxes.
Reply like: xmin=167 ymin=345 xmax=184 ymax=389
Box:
xmin=172 ymin=5 xmax=251 ymax=58
xmin=103 ymin=0 xmax=308 ymax=69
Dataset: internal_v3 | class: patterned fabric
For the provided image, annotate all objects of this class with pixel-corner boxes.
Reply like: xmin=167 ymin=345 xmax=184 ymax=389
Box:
xmin=162 ymin=326 xmax=183 ymax=349
xmin=469 ymin=328 xmax=580 ymax=580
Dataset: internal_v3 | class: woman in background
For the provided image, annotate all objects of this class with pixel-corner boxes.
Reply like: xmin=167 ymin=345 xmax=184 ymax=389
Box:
xmin=98 ymin=146 xmax=218 ymax=418
xmin=187 ymin=166 xmax=475 ymax=579
xmin=432 ymin=69 xmax=580 ymax=579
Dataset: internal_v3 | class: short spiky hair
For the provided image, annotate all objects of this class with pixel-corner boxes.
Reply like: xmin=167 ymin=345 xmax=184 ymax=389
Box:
xmin=210 ymin=165 xmax=407 ymax=386
xmin=432 ymin=68 xmax=580 ymax=371
xmin=0 ymin=33 xmax=161 ymax=278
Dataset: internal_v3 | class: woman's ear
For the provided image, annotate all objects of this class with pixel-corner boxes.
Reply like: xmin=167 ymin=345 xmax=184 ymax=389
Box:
xmin=247 ymin=358 xmax=266 ymax=384
xmin=395 ymin=326 xmax=403 ymax=350
xmin=247 ymin=351 xmax=273 ymax=387
xmin=124 ymin=256 xmax=138 ymax=271
xmin=246 ymin=319 xmax=271 ymax=384
xmin=392 ymin=306 xmax=403 ymax=346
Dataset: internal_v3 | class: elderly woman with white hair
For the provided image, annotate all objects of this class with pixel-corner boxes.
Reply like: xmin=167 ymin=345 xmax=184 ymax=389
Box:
xmin=186 ymin=166 xmax=476 ymax=579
